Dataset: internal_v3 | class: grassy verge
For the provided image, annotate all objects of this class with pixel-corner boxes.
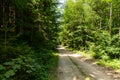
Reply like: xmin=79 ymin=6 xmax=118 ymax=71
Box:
xmin=97 ymin=59 xmax=120 ymax=70
xmin=75 ymin=50 xmax=120 ymax=70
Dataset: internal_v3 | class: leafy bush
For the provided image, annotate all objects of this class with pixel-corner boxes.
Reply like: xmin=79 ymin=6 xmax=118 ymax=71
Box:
xmin=0 ymin=38 xmax=58 ymax=80
xmin=101 ymin=55 xmax=110 ymax=61
xmin=111 ymin=34 xmax=120 ymax=47
xmin=0 ymin=43 xmax=32 ymax=63
xmin=0 ymin=49 xmax=58 ymax=80
xmin=0 ymin=55 xmax=36 ymax=80
xmin=87 ymin=30 xmax=120 ymax=59
xmin=106 ymin=46 xmax=120 ymax=59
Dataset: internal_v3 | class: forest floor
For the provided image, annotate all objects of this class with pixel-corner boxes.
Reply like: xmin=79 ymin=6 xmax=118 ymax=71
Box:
xmin=57 ymin=45 xmax=120 ymax=80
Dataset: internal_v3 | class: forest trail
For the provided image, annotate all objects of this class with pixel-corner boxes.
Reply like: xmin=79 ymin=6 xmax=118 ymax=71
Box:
xmin=57 ymin=45 xmax=114 ymax=80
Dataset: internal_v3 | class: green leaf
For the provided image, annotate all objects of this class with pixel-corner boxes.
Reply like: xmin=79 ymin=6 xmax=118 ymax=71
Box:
xmin=4 ymin=70 xmax=15 ymax=78
xmin=4 ymin=62 xmax=14 ymax=66
xmin=12 ymin=64 xmax=21 ymax=70
xmin=0 ymin=65 xmax=5 ymax=70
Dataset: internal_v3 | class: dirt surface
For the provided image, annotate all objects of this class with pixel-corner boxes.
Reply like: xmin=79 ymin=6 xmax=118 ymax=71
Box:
xmin=57 ymin=46 xmax=120 ymax=80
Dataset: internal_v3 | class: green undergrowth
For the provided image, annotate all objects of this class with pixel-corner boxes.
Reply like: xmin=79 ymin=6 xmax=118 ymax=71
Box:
xmin=97 ymin=59 xmax=120 ymax=70
xmin=73 ymin=50 xmax=120 ymax=70
xmin=0 ymin=44 xmax=58 ymax=80
xmin=48 ymin=53 xmax=58 ymax=80
xmin=34 ymin=50 xmax=58 ymax=80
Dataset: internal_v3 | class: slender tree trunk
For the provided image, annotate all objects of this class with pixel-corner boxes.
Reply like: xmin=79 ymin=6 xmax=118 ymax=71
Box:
xmin=3 ymin=0 xmax=4 ymax=26
xmin=3 ymin=0 xmax=7 ymax=49
xmin=109 ymin=2 xmax=112 ymax=35
xmin=0 ymin=0 xmax=2 ymax=27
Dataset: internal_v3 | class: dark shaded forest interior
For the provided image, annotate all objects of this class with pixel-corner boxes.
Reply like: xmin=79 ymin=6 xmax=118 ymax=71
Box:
xmin=0 ymin=0 xmax=59 ymax=80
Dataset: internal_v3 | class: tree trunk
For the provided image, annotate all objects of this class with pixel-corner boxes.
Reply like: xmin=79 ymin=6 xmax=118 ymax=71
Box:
xmin=109 ymin=2 xmax=112 ymax=36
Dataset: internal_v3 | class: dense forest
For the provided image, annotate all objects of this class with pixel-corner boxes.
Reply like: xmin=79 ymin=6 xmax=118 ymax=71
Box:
xmin=59 ymin=0 xmax=120 ymax=69
xmin=0 ymin=0 xmax=59 ymax=80
xmin=0 ymin=0 xmax=120 ymax=80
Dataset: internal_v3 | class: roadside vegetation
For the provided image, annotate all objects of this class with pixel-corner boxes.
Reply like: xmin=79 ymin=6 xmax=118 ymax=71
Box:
xmin=59 ymin=0 xmax=120 ymax=70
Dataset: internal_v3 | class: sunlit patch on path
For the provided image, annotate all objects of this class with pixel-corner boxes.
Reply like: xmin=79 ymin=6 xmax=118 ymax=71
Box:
xmin=59 ymin=54 xmax=81 ymax=57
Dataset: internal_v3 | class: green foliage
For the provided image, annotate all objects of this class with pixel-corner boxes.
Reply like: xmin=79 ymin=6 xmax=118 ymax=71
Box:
xmin=88 ymin=31 xmax=120 ymax=59
xmin=0 ymin=43 xmax=32 ymax=63
xmin=0 ymin=0 xmax=59 ymax=80
xmin=97 ymin=59 xmax=120 ymax=69
xmin=59 ymin=0 xmax=120 ymax=69
xmin=4 ymin=70 xmax=15 ymax=78
xmin=0 ymin=48 xmax=58 ymax=80
xmin=101 ymin=55 xmax=110 ymax=61
xmin=0 ymin=49 xmax=36 ymax=80
xmin=0 ymin=65 xmax=5 ymax=71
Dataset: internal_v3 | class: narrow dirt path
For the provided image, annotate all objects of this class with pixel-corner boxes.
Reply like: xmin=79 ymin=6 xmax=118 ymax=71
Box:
xmin=57 ymin=46 xmax=114 ymax=80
